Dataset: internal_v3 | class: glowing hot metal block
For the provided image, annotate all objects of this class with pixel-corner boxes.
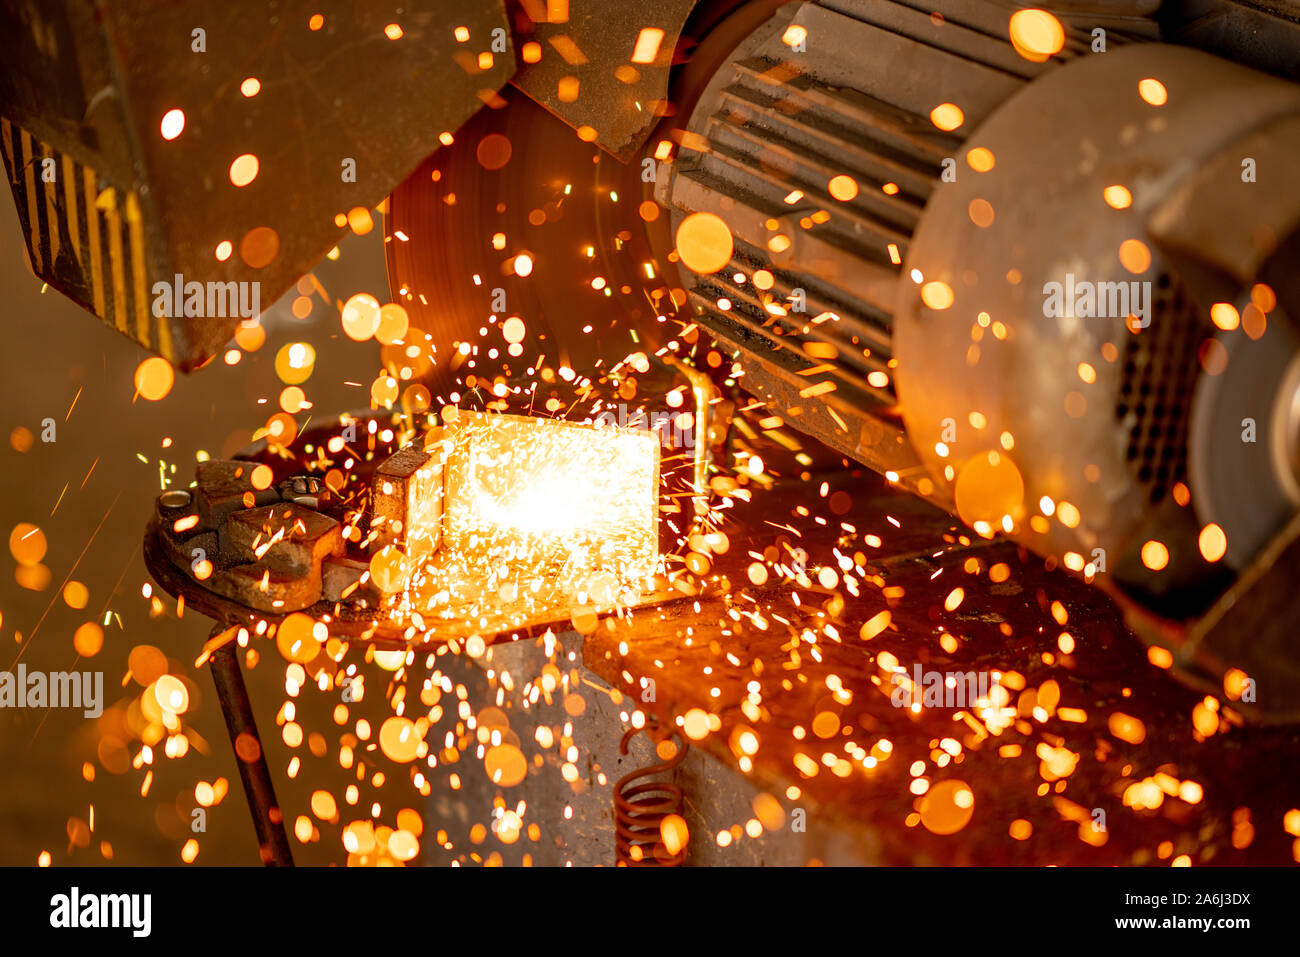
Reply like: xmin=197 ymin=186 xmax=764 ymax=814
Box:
xmin=369 ymin=411 xmax=665 ymax=637
xmin=441 ymin=410 xmax=661 ymax=586
xmin=370 ymin=446 xmax=443 ymax=562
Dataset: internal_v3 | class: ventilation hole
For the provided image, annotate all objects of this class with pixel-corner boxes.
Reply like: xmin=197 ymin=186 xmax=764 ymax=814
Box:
xmin=1117 ymin=273 xmax=1211 ymax=505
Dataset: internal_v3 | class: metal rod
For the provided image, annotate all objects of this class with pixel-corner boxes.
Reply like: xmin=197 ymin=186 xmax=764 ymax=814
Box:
xmin=662 ymin=353 xmax=717 ymax=522
xmin=208 ymin=636 xmax=294 ymax=867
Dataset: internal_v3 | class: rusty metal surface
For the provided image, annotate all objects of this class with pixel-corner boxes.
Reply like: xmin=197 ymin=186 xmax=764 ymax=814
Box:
xmin=208 ymin=638 xmax=294 ymax=867
xmin=613 ymin=726 xmax=690 ymax=864
xmin=583 ymin=465 xmax=1300 ymax=865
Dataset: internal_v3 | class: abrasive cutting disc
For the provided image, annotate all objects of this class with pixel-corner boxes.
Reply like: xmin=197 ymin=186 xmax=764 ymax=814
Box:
xmin=384 ymin=89 xmax=675 ymax=394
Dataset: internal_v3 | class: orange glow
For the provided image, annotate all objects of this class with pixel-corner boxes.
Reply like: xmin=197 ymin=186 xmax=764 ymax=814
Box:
xmin=1139 ymin=78 xmax=1168 ymax=106
xmin=1141 ymin=540 xmax=1169 ymax=571
xmin=347 ymin=206 xmax=374 ymax=235
xmin=1198 ymin=523 xmax=1227 ymax=562
xmin=240 ymin=225 xmax=280 ymax=268
xmin=229 ymin=153 xmax=260 ymax=187
xmin=484 ymin=744 xmax=528 ymax=785
xmin=968 ymin=199 xmax=994 ymax=228
xmin=929 ymin=103 xmax=964 ymax=131
xmin=9 ymin=523 xmax=46 ymax=566
xmin=379 ymin=717 xmax=420 ymax=762
xmin=966 ymin=147 xmax=995 ymax=172
xmin=954 ymin=450 xmax=1024 ymax=532
xmin=1118 ymin=238 xmax=1151 ymax=274
xmin=921 ymin=281 xmax=954 ymax=310
xmin=860 ymin=610 xmax=891 ymax=640
xmin=1008 ymin=9 xmax=1065 ymax=62
xmin=782 ymin=25 xmax=808 ymax=49
xmin=275 ymin=614 xmax=323 ymax=664
xmin=631 ymin=27 xmax=665 ymax=63
xmin=134 ymin=357 xmax=174 ymax=401
xmin=154 ymin=675 xmax=190 ymax=714
xmin=376 ymin=303 xmax=410 ymax=345
xmin=1210 ymin=302 xmax=1240 ymax=331
xmin=159 ymin=109 xmax=185 ymax=140
xmin=73 ymin=622 xmax=103 ymax=657
xmin=919 ymin=780 xmax=975 ymax=835
xmin=1148 ymin=646 xmax=1174 ymax=669
xmin=1109 ymin=712 xmax=1146 ymax=745
xmin=828 ymin=175 xmax=859 ymax=202
xmin=660 ymin=814 xmax=689 ymax=856
xmin=501 ymin=316 xmax=526 ymax=343
xmin=675 ymin=212 xmax=734 ymax=274
xmin=341 ymin=293 xmax=381 ymax=341
xmin=1103 ymin=185 xmax=1132 ymax=209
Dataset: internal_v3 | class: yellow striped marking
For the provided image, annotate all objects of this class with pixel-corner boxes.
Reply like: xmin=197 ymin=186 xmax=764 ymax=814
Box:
xmin=83 ymin=166 xmax=105 ymax=318
xmin=99 ymin=186 xmax=128 ymax=333
xmin=125 ymin=191 xmax=149 ymax=345
xmin=19 ymin=130 xmax=41 ymax=273
xmin=41 ymin=146 xmax=60 ymax=268
xmin=62 ymin=154 xmax=81 ymax=267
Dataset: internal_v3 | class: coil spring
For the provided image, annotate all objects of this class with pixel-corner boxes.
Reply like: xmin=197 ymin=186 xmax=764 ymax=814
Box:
xmin=613 ymin=726 xmax=690 ymax=866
